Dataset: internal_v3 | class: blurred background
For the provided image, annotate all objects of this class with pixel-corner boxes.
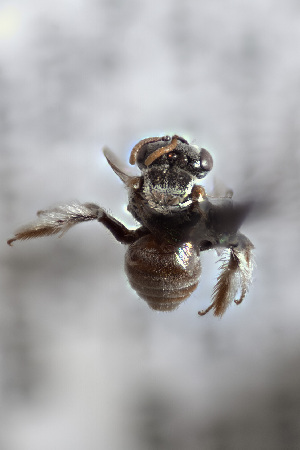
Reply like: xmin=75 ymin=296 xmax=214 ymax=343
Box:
xmin=1 ymin=0 xmax=300 ymax=449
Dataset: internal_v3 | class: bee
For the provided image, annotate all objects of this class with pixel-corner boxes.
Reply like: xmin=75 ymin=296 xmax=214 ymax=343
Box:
xmin=7 ymin=135 xmax=254 ymax=316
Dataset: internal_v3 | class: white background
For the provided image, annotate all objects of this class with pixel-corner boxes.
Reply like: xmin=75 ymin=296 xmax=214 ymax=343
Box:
xmin=1 ymin=1 xmax=300 ymax=449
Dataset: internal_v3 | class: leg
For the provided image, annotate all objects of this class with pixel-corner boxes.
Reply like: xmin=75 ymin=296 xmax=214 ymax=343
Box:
xmin=99 ymin=211 xmax=149 ymax=244
xmin=198 ymin=233 xmax=254 ymax=317
xmin=7 ymin=201 xmax=149 ymax=246
xmin=7 ymin=202 xmax=102 ymax=245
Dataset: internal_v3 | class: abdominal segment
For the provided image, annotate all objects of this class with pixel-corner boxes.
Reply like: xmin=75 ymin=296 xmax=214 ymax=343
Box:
xmin=125 ymin=235 xmax=201 ymax=311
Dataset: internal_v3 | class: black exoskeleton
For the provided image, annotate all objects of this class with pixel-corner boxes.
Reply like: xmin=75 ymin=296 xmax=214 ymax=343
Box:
xmin=8 ymin=135 xmax=254 ymax=316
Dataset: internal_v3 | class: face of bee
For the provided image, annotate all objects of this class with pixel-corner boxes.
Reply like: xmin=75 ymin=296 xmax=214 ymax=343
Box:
xmin=135 ymin=136 xmax=213 ymax=214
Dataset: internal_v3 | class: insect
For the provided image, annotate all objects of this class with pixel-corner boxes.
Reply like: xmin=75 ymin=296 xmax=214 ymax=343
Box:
xmin=7 ymin=135 xmax=254 ymax=316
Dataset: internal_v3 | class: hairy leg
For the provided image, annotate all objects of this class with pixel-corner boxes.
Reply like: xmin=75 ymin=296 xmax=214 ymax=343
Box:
xmin=7 ymin=201 xmax=148 ymax=246
xmin=198 ymin=233 xmax=254 ymax=317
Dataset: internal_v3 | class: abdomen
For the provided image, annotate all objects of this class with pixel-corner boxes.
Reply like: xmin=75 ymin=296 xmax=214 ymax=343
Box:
xmin=125 ymin=235 xmax=201 ymax=311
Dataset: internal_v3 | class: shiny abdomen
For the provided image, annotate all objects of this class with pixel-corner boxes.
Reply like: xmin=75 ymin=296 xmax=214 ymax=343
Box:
xmin=125 ymin=235 xmax=201 ymax=311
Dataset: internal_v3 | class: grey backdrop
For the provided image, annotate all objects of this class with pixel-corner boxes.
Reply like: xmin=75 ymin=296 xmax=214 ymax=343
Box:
xmin=1 ymin=1 xmax=300 ymax=449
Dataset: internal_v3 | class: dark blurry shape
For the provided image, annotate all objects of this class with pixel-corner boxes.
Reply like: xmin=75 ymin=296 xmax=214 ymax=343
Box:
xmin=7 ymin=135 xmax=254 ymax=316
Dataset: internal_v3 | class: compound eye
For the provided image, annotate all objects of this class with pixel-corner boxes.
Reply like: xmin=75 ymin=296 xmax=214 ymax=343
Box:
xmin=200 ymin=148 xmax=213 ymax=171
